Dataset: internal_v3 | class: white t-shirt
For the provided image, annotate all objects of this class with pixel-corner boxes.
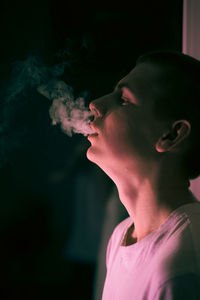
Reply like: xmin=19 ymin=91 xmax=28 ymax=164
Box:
xmin=102 ymin=202 xmax=200 ymax=300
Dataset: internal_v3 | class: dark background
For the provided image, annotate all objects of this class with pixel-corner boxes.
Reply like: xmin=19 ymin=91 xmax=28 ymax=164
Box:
xmin=0 ymin=0 xmax=183 ymax=299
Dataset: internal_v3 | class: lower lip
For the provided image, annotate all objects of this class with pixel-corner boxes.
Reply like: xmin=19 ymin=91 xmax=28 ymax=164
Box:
xmin=87 ymin=133 xmax=98 ymax=139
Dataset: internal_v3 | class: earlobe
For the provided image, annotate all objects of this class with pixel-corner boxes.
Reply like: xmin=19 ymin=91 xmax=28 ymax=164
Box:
xmin=155 ymin=120 xmax=191 ymax=153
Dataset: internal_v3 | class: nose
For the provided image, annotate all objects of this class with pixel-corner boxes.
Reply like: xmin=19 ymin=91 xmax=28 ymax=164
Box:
xmin=89 ymin=94 xmax=111 ymax=119
xmin=88 ymin=114 xmax=94 ymax=122
xmin=89 ymin=100 xmax=102 ymax=118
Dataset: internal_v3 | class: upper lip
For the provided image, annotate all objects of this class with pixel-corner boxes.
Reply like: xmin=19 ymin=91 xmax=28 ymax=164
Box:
xmin=89 ymin=121 xmax=99 ymax=134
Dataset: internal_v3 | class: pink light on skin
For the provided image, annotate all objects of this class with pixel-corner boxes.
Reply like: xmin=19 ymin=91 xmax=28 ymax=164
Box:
xmin=87 ymin=87 xmax=138 ymax=142
xmin=86 ymin=63 xmax=167 ymax=190
xmin=87 ymin=61 xmax=195 ymax=249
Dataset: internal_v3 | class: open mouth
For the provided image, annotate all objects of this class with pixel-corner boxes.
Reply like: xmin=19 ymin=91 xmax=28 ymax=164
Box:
xmin=89 ymin=121 xmax=98 ymax=133
xmin=87 ymin=132 xmax=98 ymax=138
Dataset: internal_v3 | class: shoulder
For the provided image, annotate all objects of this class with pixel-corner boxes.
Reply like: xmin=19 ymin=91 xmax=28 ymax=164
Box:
xmin=148 ymin=203 xmax=200 ymax=286
xmin=108 ymin=217 xmax=132 ymax=249
xmin=112 ymin=217 xmax=132 ymax=236
xmin=105 ymin=217 xmax=132 ymax=268
xmin=165 ymin=202 xmax=200 ymax=274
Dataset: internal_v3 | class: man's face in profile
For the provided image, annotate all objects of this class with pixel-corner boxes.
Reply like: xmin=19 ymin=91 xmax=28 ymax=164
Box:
xmin=86 ymin=63 xmax=167 ymax=174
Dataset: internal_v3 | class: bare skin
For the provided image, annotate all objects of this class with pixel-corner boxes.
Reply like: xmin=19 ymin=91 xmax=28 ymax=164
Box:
xmin=87 ymin=62 xmax=196 ymax=244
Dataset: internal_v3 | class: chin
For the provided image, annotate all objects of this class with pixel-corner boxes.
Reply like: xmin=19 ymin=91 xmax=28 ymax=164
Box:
xmin=86 ymin=148 xmax=112 ymax=176
xmin=86 ymin=146 xmax=97 ymax=163
xmin=86 ymin=146 xmax=104 ymax=168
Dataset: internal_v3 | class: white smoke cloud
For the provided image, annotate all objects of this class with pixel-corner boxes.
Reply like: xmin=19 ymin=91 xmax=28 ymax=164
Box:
xmin=37 ymin=79 xmax=95 ymax=136
xmin=0 ymin=54 xmax=95 ymax=167
xmin=6 ymin=55 xmax=95 ymax=137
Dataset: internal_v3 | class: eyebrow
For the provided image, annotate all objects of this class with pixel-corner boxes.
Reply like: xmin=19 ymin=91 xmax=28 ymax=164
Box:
xmin=114 ymin=82 xmax=128 ymax=91
xmin=114 ymin=81 xmax=136 ymax=94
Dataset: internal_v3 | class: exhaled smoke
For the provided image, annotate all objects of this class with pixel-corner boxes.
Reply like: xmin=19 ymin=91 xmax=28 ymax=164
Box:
xmin=0 ymin=54 xmax=95 ymax=167
xmin=7 ymin=55 xmax=95 ymax=137
xmin=4 ymin=55 xmax=68 ymax=105
xmin=9 ymin=55 xmax=95 ymax=137
xmin=37 ymin=79 xmax=95 ymax=136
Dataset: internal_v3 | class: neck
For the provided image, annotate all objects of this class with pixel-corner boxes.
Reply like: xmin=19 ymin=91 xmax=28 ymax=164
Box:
xmin=112 ymin=166 xmax=195 ymax=243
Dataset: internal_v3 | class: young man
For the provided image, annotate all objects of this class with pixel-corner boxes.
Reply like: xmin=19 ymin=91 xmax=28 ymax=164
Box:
xmin=86 ymin=50 xmax=200 ymax=299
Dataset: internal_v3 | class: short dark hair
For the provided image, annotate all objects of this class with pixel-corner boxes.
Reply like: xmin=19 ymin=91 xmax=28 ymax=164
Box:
xmin=136 ymin=50 xmax=200 ymax=179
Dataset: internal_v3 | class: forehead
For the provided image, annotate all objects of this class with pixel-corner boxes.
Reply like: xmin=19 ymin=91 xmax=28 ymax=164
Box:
xmin=116 ymin=63 xmax=164 ymax=105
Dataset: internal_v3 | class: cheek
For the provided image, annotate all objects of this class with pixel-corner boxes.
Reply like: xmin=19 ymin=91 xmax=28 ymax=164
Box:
xmin=86 ymin=114 xmax=132 ymax=165
xmin=86 ymin=111 xmax=157 ymax=167
xmin=104 ymin=113 xmax=156 ymax=159
xmin=103 ymin=114 xmax=137 ymax=157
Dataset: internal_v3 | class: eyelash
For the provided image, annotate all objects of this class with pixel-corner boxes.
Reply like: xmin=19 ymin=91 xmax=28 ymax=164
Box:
xmin=115 ymin=89 xmax=130 ymax=106
xmin=120 ymin=96 xmax=129 ymax=106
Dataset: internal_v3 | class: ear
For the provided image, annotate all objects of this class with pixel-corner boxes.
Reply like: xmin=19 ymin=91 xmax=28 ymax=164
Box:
xmin=155 ymin=120 xmax=191 ymax=153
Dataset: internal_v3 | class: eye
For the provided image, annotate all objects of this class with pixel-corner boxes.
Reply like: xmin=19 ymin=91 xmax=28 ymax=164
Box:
xmin=119 ymin=88 xmax=131 ymax=106
xmin=120 ymin=87 xmax=138 ymax=106
xmin=120 ymin=96 xmax=130 ymax=106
